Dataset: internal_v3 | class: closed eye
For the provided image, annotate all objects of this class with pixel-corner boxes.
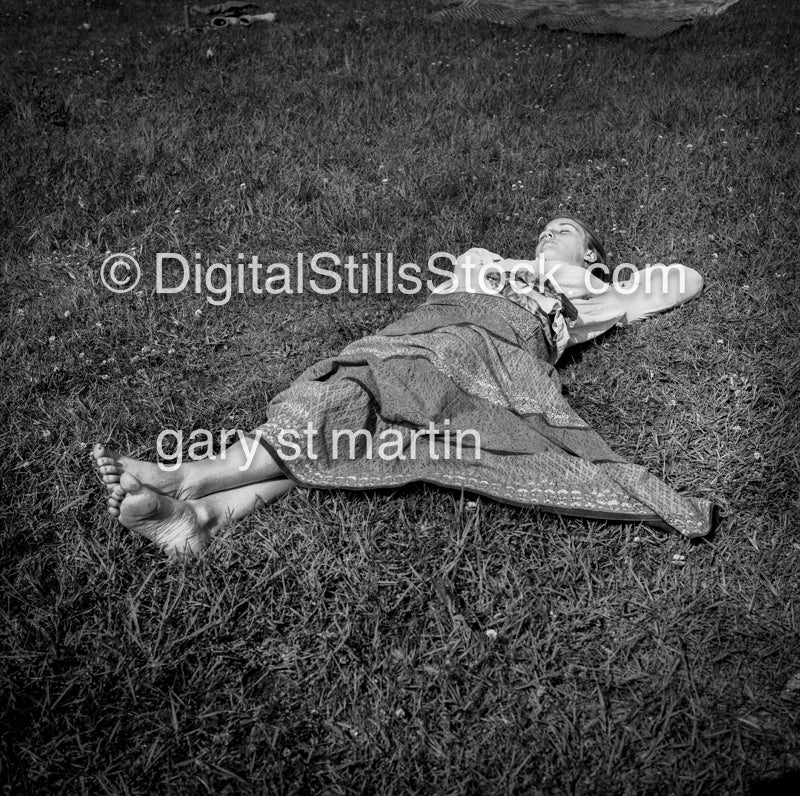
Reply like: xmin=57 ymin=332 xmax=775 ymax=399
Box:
xmin=540 ymin=224 xmax=577 ymax=239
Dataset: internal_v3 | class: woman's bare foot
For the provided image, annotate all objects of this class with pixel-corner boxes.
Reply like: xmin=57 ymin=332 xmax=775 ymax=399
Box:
xmin=108 ymin=472 xmax=211 ymax=558
xmin=93 ymin=443 xmax=196 ymax=500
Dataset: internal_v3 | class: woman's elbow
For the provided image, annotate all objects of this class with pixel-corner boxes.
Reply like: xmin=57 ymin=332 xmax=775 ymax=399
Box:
xmin=681 ymin=266 xmax=704 ymax=303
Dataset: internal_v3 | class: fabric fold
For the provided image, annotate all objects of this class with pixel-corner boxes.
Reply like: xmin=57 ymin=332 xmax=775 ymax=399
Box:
xmin=254 ymin=292 xmax=713 ymax=538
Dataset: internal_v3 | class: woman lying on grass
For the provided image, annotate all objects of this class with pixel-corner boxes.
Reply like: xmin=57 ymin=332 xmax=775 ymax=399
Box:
xmin=93 ymin=216 xmax=712 ymax=557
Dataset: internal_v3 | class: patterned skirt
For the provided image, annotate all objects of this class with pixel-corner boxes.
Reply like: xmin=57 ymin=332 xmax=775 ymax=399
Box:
xmin=254 ymin=292 xmax=713 ymax=537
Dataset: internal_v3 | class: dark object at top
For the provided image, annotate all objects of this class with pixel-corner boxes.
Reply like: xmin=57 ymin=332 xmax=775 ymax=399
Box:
xmin=191 ymin=2 xmax=260 ymax=17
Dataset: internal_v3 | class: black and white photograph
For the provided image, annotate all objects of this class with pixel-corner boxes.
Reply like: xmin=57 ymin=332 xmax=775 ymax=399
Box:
xmin=2 ymin=0 xmax=798 ymax=792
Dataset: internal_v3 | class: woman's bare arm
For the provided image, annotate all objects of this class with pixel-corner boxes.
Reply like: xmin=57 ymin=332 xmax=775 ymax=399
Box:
xmin=598 ymin=264 xmax=704 ymax=323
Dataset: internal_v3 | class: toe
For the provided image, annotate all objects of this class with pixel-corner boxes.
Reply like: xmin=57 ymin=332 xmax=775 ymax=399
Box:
xmin=120 ymin=472 xmax=142 ymax=493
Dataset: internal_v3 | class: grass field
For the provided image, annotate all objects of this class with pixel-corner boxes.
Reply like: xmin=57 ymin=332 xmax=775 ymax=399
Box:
xmin=1 ymin=0 xmax=799 ymax=792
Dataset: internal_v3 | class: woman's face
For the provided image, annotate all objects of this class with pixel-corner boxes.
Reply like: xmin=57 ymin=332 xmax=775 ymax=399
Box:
xmin=535 ymin=217 xmax=596 ymax=268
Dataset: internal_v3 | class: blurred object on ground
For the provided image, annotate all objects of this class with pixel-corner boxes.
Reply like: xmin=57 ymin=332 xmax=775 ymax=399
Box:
xmin=189 ymin=1 xmax=276 ymax=29
xmin=430 ymin=0 xmax=744 ymax=38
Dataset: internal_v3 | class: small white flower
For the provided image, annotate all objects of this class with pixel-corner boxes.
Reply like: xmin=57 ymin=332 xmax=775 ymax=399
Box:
xmin=485 ymin=629 xmax=498 ymax=641
xmin=754 ymin=452 xmax=762 ymax=460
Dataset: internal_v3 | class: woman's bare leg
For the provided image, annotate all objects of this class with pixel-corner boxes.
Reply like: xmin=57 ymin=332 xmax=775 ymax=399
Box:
xmin=108 ymin=472 xmax=295 ymax=557
xmin=93 ymin=438 xmax=281 ymax=501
